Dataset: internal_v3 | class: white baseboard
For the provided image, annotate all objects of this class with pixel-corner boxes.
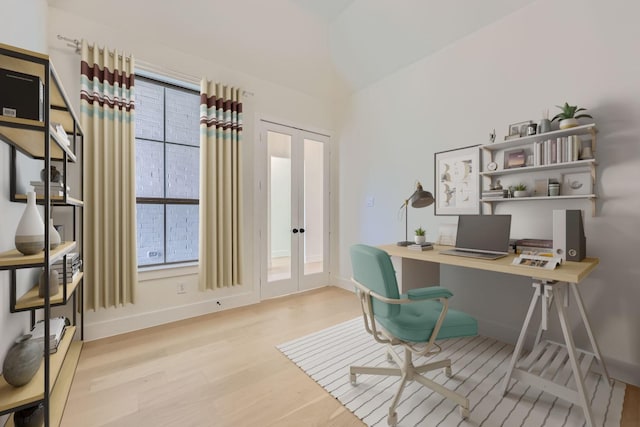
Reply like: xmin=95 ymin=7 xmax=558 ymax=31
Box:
xmin=84 ymin=291 xmax=259 ymax=341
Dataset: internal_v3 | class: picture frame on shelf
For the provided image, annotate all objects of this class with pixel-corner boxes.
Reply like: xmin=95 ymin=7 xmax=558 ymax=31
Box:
xmin=562 ymin=172 xmax=592 ymax=195
xmin=434 ymin=145 xmax=480 ymax=215
xmin=504 ymin=149 xmax=526 ymax=169
xmin=506 ymin=120 xmax=532 ymax=139
xmin=534 ymin=178 xmax=549 ymax=197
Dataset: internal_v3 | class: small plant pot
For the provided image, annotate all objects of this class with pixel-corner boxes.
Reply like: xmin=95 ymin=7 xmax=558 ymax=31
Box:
xmin=559 ymin=118 xmax=579 ymax=129
xmin=414 ymin=235 xmax=426 ymax=244
xmin=513 ymin=190 xmax=529 ymax=198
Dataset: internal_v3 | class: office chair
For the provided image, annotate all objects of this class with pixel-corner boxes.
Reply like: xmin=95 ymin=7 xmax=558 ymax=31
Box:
xmin=349 ymin=244 xmax=478 ymax=426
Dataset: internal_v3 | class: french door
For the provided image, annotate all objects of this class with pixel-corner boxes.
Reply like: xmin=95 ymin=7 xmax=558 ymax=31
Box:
xmin=258 ymin=120 xmax=329 ymax=299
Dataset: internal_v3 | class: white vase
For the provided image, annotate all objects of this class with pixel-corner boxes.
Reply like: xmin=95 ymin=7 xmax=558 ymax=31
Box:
xmin=414 ymin=235 xmax=426 ymax=244
xmin=513 ymin=190 xmax=529 ymax=198
xmin=49 ymin=219 xmax=61 ymax=249
xmin=15 ymin=192 xmax=45 ymax=255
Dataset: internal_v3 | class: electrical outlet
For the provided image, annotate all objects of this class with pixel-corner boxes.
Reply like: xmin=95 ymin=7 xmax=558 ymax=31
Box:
xmin=177 ymin=283 xmax=186 ymax=294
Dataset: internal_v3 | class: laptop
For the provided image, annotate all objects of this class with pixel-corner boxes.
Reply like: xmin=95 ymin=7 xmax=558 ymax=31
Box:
xmin=440 ymin=215 xmax=512 ymax=260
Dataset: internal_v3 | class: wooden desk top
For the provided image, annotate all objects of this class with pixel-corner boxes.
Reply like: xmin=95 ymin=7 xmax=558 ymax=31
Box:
xmin=379 ymin=244 xmax=599 ymax=284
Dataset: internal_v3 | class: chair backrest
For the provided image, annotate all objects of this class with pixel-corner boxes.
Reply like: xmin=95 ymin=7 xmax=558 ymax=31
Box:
xmin=350 ymin=244 xmax=400 ymax=318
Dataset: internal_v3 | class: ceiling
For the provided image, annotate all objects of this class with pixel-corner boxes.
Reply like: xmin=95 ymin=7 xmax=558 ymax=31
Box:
xmin=48 ymin=0 xmax=536 ymax=98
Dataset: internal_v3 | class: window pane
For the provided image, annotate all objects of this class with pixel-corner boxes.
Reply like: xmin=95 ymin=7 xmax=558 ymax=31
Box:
xmin=137 ymin=204 xmax=165 ymax=265
xmin=166 ymin=204 xmax=199 ymax=263
xmin=135 ymin=79 xmax=164 ymax=141
xmin=135 ymin=139 xmax=164 ymax=198
xmin=166 ymin=143 xmax=199 ymax=199
xmin=165 ymin=88 xmax=200 ymax=146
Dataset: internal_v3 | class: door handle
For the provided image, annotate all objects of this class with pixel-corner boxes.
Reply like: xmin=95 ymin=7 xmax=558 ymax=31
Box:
xmin=292 ymin=228 xmax=299 ymax=234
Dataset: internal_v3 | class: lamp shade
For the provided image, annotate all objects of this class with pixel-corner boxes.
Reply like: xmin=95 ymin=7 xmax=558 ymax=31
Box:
xmin=409 ymin=182 xmax=434 ymax=208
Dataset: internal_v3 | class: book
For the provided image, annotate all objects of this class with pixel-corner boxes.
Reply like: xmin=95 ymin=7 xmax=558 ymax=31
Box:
xmin=30 ymin=317 xmax=67 ymax=353
xmin=512 ymin=253 xmax=562 ymax=270
xmin=408 ymin=243 xmax=434 ymax=251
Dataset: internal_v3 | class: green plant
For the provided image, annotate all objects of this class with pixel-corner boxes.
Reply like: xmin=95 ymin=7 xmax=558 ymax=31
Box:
xmin=551 ymin=102 xmax=593 ymax=122
xmin=513 ymin=184 xmax=527 ymax=191
xmin=414 ymin=227 xmax=425 ymax=236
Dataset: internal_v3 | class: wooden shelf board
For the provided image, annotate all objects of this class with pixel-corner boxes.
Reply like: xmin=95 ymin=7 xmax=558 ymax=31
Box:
xmin=15 ymin=194 xmax=84 ymax=207
xmin=0 ymin=242 xmax=77 ymax=270
xmin=482 ymin=123 xmax=597 ymax=152
xmin=15 ymin=273 xmax=83 ymax=311
xmin=481 ymin=159 xmax=596 ymax=176
xmin=481 ymin=194 xmax=596 ymax=202
xmin=0 ymin=127 xmax=76 ymax=162
xmin=0 ymin=326 xmax=77 ymax=413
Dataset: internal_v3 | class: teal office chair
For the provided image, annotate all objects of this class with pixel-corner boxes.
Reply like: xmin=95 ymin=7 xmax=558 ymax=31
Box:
xmin=349 ymin=244 xmax=478 ymax=426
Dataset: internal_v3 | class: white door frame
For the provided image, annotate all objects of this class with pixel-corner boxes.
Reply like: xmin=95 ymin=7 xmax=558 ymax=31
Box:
xmin=255 ymin=117 xmax=331 ymax=299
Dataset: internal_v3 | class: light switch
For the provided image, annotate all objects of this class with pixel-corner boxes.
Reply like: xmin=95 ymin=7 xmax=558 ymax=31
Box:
xmin=366 ymin=196 xmax=375 ymax=207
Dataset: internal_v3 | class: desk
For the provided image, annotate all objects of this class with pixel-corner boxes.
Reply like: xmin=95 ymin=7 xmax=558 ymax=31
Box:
xmin=380 ymin=244 xmax=610 ymax=427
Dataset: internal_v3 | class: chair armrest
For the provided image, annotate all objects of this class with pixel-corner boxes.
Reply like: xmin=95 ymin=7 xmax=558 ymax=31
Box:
xmin=407 ymin=286 xmax=453 ymax=301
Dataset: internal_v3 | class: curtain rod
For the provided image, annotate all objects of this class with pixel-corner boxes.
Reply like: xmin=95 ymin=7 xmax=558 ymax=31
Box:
xmin=56 ymin=34 xmax=254 ymax=97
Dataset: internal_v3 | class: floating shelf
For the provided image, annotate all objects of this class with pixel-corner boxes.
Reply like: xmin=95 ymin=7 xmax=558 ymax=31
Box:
xmin=481 ymin=159 xmax=596 ymax=177
xmin=482 ymin=123 xmax=597 ymax=152
xmin=0 ymin=242 xmax=77 ymax=270
xmin=481 ymin=194 xmax=596 ymax=203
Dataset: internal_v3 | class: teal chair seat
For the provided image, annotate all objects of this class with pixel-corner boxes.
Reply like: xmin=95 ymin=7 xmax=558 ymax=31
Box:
xmin=349 ymin=244 xmax=478 ymax=426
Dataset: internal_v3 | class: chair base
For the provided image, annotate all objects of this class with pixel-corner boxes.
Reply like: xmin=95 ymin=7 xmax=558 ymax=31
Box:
xmin=350 ymin=345 xmax=469 ymax=426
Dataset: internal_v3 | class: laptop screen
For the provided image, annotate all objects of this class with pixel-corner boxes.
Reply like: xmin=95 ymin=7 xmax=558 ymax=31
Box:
xmin=455 ymin=215 xmax=512 ymax=253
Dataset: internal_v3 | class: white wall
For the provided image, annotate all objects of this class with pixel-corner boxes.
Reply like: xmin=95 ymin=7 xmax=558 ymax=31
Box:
xmin=0 ymin=3 xmax=48 ymax=425
xmin=45 ymin=6 xmax=336 ymax=339
xmin=337 ymin=0 xmax=640 ymax=386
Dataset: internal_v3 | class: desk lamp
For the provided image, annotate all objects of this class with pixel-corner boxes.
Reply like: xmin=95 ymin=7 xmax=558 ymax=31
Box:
xmin=397 ymin=182 xmax=435 ymax=246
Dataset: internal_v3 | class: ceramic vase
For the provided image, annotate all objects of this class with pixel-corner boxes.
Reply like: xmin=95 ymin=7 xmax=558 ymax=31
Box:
xmin=414 ymin=235 xmax=426 ymax=244
xmin=49 ymin=219 xmax=61 ymax=249
xmin=2 ymin=334 xmax=43 ymax=387
xmin=14 ymin=192 xmax=45 ymax=255
xmin=13 ymin=403 xmax=44 ymax=427
xmin=38 ymin=268 xmax=60 ymax=298
xmin=559 ymin=118 xmax=579 ymax=129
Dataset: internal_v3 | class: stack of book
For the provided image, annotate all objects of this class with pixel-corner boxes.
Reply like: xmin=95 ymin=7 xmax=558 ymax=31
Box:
xmin=514 ymin=238 xmax=553 ymax=256
xmin=30 ymin=317 xmax=67 ymax=354
xmin=482 ymin=189 xmax=508 ymax=200
xmin=30 ymin=180 xmax=68 ymax=197
xmin=408 ymin=242 xmax=434 ymax=251
xmin=50 ymin=122 xmax=70 ymax=146
xmin=52 ymin=252 xmax=81 ymax=283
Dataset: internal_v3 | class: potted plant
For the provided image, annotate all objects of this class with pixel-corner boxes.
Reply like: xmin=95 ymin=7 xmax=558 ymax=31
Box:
xmin=551 ymin=102 xmax=593 ymax=130
xmin=414 ymin=227 xmax=426 ymax=244
xmin=512 ymin=184 xmax=528 ymax=198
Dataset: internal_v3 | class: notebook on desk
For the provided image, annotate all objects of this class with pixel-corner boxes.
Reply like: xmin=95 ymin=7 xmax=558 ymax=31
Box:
xmin=440 ymin=215 xmax=512 ymax=260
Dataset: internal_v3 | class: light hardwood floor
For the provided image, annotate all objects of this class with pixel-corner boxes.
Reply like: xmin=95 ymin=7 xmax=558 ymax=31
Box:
xmin=61 ymin=286 xmax=639 ymax=427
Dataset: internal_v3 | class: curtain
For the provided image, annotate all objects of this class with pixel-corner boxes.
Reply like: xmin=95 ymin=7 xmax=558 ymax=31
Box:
xmin=199 ymin=80 xmax=243 ymax=290
xmin=80 ymin=40 xmax=137 ymax=309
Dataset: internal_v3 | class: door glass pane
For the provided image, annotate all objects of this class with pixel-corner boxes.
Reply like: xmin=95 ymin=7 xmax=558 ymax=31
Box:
xmin=267 ymin=131 xmax=292 ymax=282
xmin=303 ymin=138 xmax=324 ymax=276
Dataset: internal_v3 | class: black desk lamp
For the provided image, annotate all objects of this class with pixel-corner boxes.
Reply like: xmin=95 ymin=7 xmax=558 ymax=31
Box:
xmin=397 ymin=182 xmax=435 ymax=246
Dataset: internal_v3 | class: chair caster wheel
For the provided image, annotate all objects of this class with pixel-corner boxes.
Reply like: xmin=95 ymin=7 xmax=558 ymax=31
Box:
xmin=387 ymin=411 xmax=397 ymax=426
xmin=350 ymin=373 xmax=357 ymax=385
xmin=459 ymin=406 xmax=469 ymax=419
xmin=445 ymin=366 xmax=452 ymax=377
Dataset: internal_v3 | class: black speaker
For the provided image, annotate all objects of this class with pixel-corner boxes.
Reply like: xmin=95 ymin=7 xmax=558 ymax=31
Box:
xmin=553 ymin=209 xmax=586 ymax=261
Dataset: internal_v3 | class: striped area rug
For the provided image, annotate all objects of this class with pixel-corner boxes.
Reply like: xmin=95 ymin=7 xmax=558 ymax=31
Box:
xmin=277 ymin=318 xmax=625 ymax=427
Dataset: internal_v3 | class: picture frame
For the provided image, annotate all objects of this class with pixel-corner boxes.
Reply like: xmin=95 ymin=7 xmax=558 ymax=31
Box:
xmin=562 ymin=172 xmax=592 ymax=196
xmin=507 ymin=120 xmax=533 ymax=138
xmin=434 ymin=145 xmax=480 ymax=215
xmin=504 ymin=149 xmax=526 ymax=169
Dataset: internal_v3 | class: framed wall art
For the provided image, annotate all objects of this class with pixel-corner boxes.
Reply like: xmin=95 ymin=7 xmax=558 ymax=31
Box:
xmin=434 ymin=145 xmax=480 ymax=215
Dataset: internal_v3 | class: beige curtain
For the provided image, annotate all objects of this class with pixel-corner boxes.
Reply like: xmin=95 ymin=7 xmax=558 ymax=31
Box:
xmin=199 ymin=81 xmax=243 ymax=290
xmin=80 ymin=40 xmax=137 ymax=308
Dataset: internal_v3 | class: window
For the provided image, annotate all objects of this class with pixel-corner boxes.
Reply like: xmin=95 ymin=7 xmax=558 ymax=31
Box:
xmin=135 ymin=75 xmax=200 ymax=267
